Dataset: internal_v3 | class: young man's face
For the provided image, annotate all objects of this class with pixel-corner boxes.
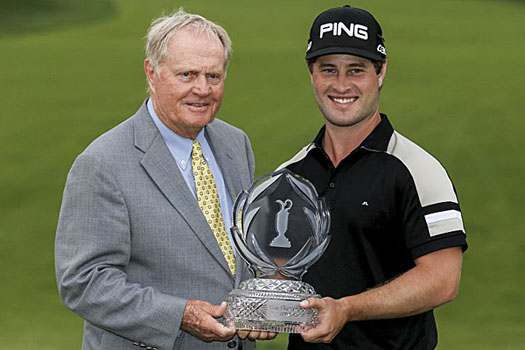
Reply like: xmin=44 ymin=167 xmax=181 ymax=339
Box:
xmin=310 ymin=54 xmax=386 ymax=129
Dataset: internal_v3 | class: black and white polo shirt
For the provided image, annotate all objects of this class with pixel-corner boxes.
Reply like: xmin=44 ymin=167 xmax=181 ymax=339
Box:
xmin=284 ymin=114 xmax=467 ymax=350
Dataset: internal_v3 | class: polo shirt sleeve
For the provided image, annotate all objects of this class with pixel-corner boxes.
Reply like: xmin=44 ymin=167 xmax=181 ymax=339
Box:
xmin=388 ymin=132 xmax=468 ymax=259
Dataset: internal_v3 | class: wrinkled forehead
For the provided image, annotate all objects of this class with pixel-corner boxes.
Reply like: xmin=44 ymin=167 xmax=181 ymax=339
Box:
xmin=162 ymin=27 xmax=226 ymax=63
xmin=168 ymin=26 xmax=223 ymax=49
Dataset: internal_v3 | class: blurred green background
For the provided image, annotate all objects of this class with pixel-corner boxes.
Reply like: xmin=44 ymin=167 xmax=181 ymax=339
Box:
xmin=1 ymin=0 xmax=524 ymax=348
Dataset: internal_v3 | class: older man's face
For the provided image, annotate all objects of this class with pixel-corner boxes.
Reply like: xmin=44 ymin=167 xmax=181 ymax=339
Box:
xmin=145 ymin=28 xmax=226 ymax=139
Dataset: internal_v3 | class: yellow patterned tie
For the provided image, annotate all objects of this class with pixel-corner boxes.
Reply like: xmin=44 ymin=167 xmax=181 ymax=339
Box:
xmin=191 ymin=140 xmax=236 ymax=276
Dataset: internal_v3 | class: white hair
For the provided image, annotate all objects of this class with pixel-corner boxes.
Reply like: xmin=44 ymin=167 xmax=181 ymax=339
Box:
xmin=145 ymin=8 xmax=232 ymax=71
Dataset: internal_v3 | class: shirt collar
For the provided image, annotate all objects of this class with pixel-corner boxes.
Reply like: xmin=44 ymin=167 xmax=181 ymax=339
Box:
xmin=312 ymin=113 xmax=394 ymax=153
xmin=147 ymin=98 xmax=207 ymax=170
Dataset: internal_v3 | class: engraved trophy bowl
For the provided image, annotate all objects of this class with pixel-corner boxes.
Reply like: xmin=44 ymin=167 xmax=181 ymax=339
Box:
xmin=224 ymin=169 xmax=331 ymax=333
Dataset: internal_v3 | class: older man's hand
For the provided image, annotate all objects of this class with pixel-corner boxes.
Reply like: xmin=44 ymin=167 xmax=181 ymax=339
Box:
xmin=181 ymin=300 xmax=236 ymax=342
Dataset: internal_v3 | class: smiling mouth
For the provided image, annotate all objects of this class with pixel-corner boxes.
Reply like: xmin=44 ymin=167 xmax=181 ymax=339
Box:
xmin=329 ymin=96 xmax=358 ymax=104
xmin=187 ymin=103 xmax=209 ymax=107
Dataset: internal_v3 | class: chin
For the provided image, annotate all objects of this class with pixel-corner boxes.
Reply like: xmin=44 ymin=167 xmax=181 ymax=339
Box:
xmin=192 ymin=116 xmax=216 ymax=129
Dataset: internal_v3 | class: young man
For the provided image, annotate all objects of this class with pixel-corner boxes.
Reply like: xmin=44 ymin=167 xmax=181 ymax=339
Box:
xmin=280 ymin=5 xmax=468 ymax=349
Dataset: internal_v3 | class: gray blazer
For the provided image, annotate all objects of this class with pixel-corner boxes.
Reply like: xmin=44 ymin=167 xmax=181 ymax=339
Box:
xmin=55 ymin=102 xmax=255 ymax=350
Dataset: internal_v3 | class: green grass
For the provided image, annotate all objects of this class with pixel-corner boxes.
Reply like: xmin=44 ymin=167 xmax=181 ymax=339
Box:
xmin=0 ymin=0 xmax=116 ymax=36
xmin=1 ymin=0 xmax=524 ymax=348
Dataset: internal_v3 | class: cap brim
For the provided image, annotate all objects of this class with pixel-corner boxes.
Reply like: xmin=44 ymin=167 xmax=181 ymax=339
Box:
xmin=306 ymin=47 xmax=385 ymax=61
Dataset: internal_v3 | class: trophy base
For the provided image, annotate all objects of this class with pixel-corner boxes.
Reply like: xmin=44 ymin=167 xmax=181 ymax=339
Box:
xmin=224 ymin=278 xmax=320 ymax=333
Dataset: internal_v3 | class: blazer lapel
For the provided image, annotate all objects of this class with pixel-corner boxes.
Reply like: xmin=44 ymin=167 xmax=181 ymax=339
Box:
xmin=207 ymin=122 xmax=255 ymax=285
xmin=206 ymin=124 xmax=247 ymax=203
xmin=133 ymin=104 xmax=232 ymax=276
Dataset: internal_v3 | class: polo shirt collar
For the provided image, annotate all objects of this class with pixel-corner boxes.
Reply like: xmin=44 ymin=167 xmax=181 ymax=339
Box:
xmin=312 ymin=113 xmax=394 ymax=153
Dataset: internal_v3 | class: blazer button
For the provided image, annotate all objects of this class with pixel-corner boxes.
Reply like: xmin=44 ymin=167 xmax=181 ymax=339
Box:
xmin=227 ymin=340 xmax=237 ymax=348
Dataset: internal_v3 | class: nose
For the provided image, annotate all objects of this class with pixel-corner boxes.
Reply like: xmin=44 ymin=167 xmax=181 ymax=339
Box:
xmin=192 ymin=74 xmax=211 ymax=96
xmin=333 ymin=74 xmax=352 ymax=94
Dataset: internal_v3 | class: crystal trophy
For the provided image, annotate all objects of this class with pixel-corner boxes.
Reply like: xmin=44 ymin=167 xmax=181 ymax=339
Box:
xmin=224 ymin=169 xmax=331 ymax=333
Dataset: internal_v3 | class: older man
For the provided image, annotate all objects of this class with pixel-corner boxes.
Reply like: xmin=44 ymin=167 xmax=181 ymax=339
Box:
xmin=55 ymin=9 xmax=271 ymax=350
xmin=279 ymin=5 xmax=468 ymax=350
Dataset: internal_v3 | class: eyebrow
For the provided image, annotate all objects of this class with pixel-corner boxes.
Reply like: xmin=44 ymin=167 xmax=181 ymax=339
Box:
xmin=348 ymin=62 xmax=367 ymax=68
xmin=317 ymin=61 xmax=367 ymax=69
xmin=318 ymin=63 xmax=336 ymax=69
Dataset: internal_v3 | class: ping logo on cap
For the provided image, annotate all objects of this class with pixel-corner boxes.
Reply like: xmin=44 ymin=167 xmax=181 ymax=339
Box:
xmin=319 ymin=22 xmax=368 ymax=40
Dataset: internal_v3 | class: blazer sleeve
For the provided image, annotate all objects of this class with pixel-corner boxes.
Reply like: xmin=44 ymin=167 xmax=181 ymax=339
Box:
xmin=55 ymin=153 xmax=186 ymax=350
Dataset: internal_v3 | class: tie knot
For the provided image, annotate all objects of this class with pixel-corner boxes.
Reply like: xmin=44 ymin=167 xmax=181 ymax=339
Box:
xmin=192 ymin=140 xmax=203 ymax=159
xmin=192 ymin=139 xmax=201 ymax=151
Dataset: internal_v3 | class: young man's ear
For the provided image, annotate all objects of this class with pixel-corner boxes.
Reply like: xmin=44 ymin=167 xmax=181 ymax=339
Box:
xmin=378 ymin=60 xmax=387 ymax=89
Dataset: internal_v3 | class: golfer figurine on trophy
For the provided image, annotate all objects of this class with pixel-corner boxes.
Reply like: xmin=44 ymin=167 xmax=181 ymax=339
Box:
xmin=224 ymin=169 xmax=331 ymax=333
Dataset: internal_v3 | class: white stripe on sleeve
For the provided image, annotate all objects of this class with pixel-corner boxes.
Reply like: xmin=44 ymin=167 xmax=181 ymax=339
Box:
xmin=424 ymin=210 xmax=465 ymax=237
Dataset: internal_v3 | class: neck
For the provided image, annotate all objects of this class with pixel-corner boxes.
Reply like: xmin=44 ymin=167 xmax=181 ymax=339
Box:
xmin=323 ymin=114 xmax=381 ymax=167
